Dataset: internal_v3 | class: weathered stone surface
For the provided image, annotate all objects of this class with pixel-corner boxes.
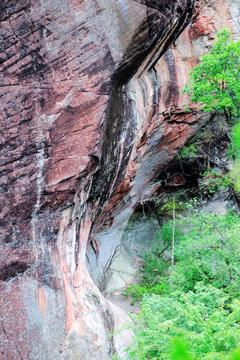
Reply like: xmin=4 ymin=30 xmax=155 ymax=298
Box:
xmin=0 ymin=0 xmax=239 ymax=359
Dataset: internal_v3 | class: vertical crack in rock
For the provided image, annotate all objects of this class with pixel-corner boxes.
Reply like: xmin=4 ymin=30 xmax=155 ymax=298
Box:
xmin=87 ymin=291 xmax=116 ymax=357
xmin=90 ymin=83 xmax=138 ymax=214
xmin=31 ymin=117 xmax=46 ymax=282
xmin=164 ymin=50 xmax=179 ymax=107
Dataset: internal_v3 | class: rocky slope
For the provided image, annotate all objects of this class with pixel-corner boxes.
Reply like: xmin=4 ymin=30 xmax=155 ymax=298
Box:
xmin=0 ymin=0 xmax=239 ymax=359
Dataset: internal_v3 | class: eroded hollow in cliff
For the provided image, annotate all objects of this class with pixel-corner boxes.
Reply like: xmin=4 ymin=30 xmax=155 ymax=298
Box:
xmin=88 ymin=113 xmax=239 ymax=301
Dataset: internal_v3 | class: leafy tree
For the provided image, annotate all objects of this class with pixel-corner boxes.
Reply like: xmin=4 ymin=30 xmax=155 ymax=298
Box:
xmin=182 ymin=29 xmax=240 ymax=122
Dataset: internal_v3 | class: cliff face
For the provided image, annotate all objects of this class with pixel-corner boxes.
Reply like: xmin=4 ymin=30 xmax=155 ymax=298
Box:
xmin=0 ymin=0 xmax=239 ymax=359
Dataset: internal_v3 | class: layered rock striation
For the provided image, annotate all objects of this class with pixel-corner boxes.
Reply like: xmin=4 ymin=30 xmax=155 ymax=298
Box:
xmin=0 ymin=0 xmax=239 ymax=358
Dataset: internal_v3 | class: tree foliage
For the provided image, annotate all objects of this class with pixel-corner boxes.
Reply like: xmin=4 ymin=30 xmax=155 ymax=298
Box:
xmin=127 ymin=285 xmax=240 ymax=360
xmin=182 ymin=29 xmax=240 ymax=122
xmin=122 ymin=208 xmax=240 ymax=359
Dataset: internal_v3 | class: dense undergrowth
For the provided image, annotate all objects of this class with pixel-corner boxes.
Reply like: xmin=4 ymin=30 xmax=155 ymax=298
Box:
xmin=124 ymin=208 xmax=240 ymax=302
xmin=121 ymin=207 xmax=240 ymax=360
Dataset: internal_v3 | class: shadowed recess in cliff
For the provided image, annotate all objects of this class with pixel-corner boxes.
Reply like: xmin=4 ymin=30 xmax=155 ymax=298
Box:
xmin=0 ymin=261 xmax=29 ymax=281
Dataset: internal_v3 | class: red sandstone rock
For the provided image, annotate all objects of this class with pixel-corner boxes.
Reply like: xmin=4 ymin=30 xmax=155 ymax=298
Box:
xmin=0 ymin=0 xmax=239 ymax=359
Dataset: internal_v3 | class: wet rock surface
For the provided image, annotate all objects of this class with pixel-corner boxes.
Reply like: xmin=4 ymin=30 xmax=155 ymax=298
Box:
xmin=0 ymin=0 xmax=240 ymax=358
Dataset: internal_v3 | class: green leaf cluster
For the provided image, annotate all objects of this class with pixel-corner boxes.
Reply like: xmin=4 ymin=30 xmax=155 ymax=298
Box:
xmin=179 ymin=145 xmax=198 ymax=159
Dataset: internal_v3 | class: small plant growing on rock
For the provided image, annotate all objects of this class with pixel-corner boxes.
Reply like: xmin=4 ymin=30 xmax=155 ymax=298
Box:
xmin=179 ymin=144 xmax=198 ymax=159
xmin=200 ymin=169 xmax=233 ymax=194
